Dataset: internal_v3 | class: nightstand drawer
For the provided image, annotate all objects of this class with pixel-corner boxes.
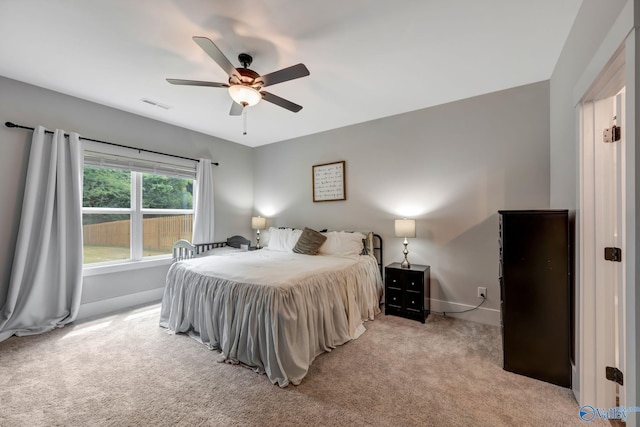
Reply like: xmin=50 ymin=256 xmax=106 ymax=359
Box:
xmin=386 ymin=287 xmax=403 ymax=309
xmin=403 ymin=274 xmax=423 ymax=292
xmin=405 ymin=291 xmax=423 ymax=312
xmin=385 ymin=270 xmax=403 ymax=288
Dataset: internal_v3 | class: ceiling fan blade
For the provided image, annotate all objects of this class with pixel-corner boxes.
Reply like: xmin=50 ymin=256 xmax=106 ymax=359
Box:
xmin=256 ymin=63 xmax=310 ymax=87
xmin=166 ymin=79 xmax=228 ymax=88
xmin=261 ymin=91 xmax=303 ymax=113
xmin=229 ymin=101 xmax=244 ymax=116
xmin=192 ymin=36 xmax=239 ymax=78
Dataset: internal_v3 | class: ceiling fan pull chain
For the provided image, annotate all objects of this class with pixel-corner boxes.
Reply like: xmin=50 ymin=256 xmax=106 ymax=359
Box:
xmin=243 ymin=109 xmax=248 ymax=135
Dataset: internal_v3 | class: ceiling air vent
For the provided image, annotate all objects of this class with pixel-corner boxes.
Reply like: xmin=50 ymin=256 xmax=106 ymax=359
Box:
xmin=140 ymin=98 xmax=172 ymax=110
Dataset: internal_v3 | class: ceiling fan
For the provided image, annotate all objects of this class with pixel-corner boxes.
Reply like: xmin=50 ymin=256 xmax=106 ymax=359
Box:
xmin=167 ymin=36 xmax=310 ymax=115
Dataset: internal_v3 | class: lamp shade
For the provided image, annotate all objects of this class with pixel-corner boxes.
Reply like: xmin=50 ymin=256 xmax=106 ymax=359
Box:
xmin=229 ymin=85 xmax=262 ymax=107
xmin=251 ymin=216 xmax=266 ymax=230
xmin=394 ymin=219 xmax=416 ymax=238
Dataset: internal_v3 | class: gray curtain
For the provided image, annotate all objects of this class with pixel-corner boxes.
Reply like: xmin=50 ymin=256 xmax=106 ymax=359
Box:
xmin=0 ymin=126 xmax=84 ymax=342
xmin=192 ymin=158 xmax=215 ymax=244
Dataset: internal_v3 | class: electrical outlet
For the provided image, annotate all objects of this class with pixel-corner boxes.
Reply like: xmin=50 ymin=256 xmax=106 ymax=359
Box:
xmin=477 ymin=287 xmax=487 ymax=299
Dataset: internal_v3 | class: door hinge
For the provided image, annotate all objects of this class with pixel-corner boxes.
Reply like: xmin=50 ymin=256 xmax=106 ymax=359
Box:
xmin=603 ymin=125 xmax=621 ymax=143
xmin=604 ymin=247 xmax=622 ymax=262
xmin=606 ymin=366 xmax=624 ymax=385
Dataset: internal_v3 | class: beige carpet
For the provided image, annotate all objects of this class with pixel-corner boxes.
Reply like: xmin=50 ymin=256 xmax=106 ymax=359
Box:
xmin=0 ymin=303 xmax=604 ymax=427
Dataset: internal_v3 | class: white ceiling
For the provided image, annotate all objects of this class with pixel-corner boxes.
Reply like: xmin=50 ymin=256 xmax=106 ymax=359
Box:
xmin=0 ymin=0 xmax=582 ymax=147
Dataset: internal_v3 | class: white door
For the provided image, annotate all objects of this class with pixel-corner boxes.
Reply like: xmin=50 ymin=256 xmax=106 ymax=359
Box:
xmin=612 ymin=89 xmax=625 ymax=409
xmin=581 ymin=84 xmax=626 ymax=410
xmin=593 ymin=89 xmax=626 ymax=409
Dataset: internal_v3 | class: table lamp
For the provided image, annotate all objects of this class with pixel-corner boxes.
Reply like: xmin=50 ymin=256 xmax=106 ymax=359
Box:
xmin=395 ymin=219 xmax=416 ymax=269
xmin=251 ymin=216 xmax=267 ymax=249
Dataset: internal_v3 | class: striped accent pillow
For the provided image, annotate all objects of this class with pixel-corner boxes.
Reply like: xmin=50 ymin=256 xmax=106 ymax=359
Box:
xmin=293 ymin=227 xmax=327 ymax=255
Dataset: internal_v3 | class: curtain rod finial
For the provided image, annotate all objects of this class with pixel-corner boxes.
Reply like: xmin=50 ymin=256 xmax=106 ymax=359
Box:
xmin=5 ymin=121 xmax=17 ymax=128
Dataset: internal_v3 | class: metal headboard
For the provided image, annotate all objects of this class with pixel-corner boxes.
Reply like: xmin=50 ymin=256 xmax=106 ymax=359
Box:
xmin=172 ymin=235 xmax=251 ymax=262
xmin=172 ymin=239 xmax=197 ymax=262
xmin=372 ymin=233 xmax=383 ymax=277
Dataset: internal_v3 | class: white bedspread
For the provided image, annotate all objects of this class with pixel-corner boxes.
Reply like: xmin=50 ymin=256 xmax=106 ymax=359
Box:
xmin=159 ymin=249 xmax=383 ymax=387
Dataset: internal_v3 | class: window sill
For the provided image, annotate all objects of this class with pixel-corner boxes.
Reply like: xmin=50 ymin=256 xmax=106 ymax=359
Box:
xmin=83 ymin=256 xmax=172 ymax=277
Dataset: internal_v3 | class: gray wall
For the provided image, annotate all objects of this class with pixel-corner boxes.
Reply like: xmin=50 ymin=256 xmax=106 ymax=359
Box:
xmin=0 ymin=76 xmax=254 ymax=309
xmin=549 ymin=0 xmax=628 ymax=208
xmin=253 ymin=81 xmax=550 ymax=317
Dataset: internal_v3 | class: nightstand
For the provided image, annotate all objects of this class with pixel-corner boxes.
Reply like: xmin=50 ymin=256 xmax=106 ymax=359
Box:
xmin=385 ymin=263 xmax=430 ymax=323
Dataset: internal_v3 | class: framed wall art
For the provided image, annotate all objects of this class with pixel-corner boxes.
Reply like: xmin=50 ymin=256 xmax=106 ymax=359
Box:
xmin=312 ymin=161 xmax=346 ymax=202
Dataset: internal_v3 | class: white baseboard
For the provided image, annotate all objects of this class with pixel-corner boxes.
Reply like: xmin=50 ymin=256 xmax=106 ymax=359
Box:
xmin=429 ymin=298 xmax=500 ymax=326
xmin=76 ymin=291 xmax=501 ymax=326
xmin=77 ymin=288 xmax=164 ymax=322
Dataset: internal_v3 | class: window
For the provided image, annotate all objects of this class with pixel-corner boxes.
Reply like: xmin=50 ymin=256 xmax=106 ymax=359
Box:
xmin=82 ymin=152 xmax=196 ymax=265
xmin=83 ymin=167 xmax=132 ymax=263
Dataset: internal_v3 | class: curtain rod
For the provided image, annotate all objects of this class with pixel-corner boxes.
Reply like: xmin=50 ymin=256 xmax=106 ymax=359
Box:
xmin=4 ymin=121 xmax=219 ymax=166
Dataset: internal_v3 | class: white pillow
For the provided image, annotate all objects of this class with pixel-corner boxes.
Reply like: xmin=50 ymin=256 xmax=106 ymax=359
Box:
xmin=266 ymin=227 xmax=303 ymax=252
xmin=319 ymin=231 xmax=365 ymax=256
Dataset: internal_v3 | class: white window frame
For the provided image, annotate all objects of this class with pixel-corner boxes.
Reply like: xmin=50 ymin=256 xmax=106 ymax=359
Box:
xmin=82 ymin=143 xmax=197 ymax=275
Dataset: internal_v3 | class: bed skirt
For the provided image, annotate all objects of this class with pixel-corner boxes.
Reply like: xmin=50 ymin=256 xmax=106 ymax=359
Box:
xmin=159 ymin=255 xmax=382 ymax=387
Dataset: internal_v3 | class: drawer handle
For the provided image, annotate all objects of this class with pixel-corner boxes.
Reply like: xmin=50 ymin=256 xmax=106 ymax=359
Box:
xmin=392 ymin=279 xmax=396 ymax=283
xmin=411 ymin=300 xmax=415 ymax=304
xmin=411 ymin=282 xmax=415 ymax=286
xmin=392 ymin=297 xmax=396 ymax=301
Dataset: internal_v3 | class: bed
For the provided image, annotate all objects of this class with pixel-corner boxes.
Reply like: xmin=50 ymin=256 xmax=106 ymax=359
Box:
xmin=160 ymin=228 xmax=383 ymax=387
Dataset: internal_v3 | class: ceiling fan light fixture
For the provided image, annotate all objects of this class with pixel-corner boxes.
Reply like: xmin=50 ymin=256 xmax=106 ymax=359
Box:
xmin=228 ymin=85 xmax=262 ymax=107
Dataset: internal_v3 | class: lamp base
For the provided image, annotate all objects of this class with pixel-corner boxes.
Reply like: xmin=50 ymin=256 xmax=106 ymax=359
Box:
xmin=401 ymin=239 xmax=410 ymax=268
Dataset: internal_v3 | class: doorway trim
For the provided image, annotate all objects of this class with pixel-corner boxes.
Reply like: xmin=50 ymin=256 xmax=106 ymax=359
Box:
xmin=574 ymin=4 xmax=636 ymax=420
xmin=577 ymin=47 xmax=624 ymax=408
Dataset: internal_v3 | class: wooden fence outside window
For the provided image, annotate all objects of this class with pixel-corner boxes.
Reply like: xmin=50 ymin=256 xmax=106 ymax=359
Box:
xmin=83 ymin=215 xmax=193 ymax=250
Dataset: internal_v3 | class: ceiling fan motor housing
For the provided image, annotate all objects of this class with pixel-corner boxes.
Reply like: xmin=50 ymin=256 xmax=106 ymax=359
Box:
xmin=231 ymin=67 xmax=260 ymax=86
